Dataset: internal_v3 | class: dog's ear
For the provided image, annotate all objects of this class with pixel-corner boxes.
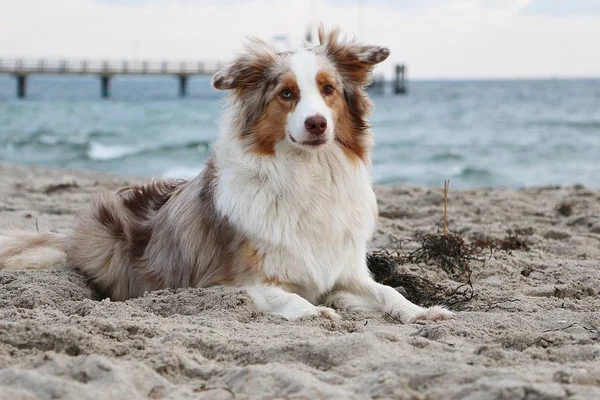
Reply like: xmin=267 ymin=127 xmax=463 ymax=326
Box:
xmin=317 ymin=25 xmax=390 ymax=87
xmin=213 ymin=38 xmax=277 ymax=91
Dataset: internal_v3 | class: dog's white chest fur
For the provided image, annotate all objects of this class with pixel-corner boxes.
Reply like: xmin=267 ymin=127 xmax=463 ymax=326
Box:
xmin=214 ymin=141 xmax=377 ymax=303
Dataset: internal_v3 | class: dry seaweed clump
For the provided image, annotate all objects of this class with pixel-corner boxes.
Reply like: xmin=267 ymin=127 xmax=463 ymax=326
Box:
xmin=406 ymin=233 xmax=475 ymax=282
xmin=367 ymin=248 xmax=475 ymax=309
xmin=365 ymin=180 xmax=536 ymax=310
xmin=556 ymin=202 xmax=574 ymax=217
xmin=365 ymin=229 xmax=534 ymax=309
xmin=471 ymin=229 xmax=531 ymax=253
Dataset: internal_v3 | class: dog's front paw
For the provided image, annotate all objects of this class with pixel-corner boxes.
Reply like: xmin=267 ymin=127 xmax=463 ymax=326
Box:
xmin=389 ymin=305 xmax=454 ymax=324
xmin=278 ymin=305 xmax=341 ymax=320
xmin=315 ymin=306 xmax=341 ymax=320
xmin=408 ymin=306 xmax=454 ymax=323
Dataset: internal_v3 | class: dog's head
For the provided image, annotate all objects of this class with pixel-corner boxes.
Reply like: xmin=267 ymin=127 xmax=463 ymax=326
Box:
xmin=213 ymin=26 xmax=389 ymax=161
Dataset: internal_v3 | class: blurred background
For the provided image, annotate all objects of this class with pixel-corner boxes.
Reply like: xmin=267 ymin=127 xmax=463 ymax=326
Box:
xmin=0 ymin=0 xmax=599 ymax=188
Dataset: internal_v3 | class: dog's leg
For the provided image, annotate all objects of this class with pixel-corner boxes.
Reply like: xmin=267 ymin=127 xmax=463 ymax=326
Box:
xmin=325 ymin=278 xmax=454 ymax=324
xmin=245 ymin=285 xmax=340 ymax=320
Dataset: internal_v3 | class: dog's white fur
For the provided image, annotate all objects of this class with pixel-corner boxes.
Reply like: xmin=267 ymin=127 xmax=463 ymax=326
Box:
xmin=287 ymin=51 xmax=335 ymax=146
xmin=0 ymin=28 xmax=453 ymax=324
xmin=215 ymin=136 xmax=450 ymax=321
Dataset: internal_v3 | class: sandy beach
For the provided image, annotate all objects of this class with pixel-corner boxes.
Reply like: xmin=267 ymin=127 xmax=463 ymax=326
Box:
xmin=1 ymin=162 xmax=599 ymax=400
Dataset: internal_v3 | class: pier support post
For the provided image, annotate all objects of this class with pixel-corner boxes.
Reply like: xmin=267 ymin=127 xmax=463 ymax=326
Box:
xmin=178 ymin=75 xmax=188 ymax=97
xmin=100 ymin=75 xmax=110 ymax=98
xmin=16 ymin=75 xmax=27 ymax=99
xmin=394 ymin=64 xmax=407 ymax=95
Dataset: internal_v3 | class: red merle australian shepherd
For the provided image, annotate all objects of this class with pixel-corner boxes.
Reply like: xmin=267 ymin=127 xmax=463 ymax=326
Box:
xmin=0 ymin=27 xmax=453 ymax=323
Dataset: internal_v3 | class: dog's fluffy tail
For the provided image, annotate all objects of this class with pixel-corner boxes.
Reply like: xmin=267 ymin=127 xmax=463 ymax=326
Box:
xmin=0 ymin=231 xmax=68 ymax=270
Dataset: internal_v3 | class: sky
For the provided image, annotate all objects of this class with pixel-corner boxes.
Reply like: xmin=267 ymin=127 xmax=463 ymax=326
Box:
xmin=0 ymin=0 xmax=599 ymax=79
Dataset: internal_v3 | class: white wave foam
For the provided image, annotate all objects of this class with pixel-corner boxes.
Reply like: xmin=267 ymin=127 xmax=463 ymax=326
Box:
xmin=88 ymin=142 xmax=141 ymax=161
xmin=162 ymin=165 xmax=204 ymax=179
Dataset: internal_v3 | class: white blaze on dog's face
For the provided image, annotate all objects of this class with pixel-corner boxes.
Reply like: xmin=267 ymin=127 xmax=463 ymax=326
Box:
xmin=212 ymin=27 xmax=390 ymax=161
xmin=285 ymin=50 xmax=335 ymax=148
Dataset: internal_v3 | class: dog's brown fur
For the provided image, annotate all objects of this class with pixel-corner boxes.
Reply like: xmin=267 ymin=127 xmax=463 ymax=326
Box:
xmin=67 ymin=164 xmax=230 ymax=300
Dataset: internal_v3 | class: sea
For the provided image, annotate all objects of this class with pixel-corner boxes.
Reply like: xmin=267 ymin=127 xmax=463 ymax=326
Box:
xmin=1 ymin=75 xmax=599 ymax=188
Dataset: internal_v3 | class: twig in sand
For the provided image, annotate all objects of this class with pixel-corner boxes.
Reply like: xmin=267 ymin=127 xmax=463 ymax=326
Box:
xmin=482 ymin=299 xmax=522 ymax=312
xmin=443 ymin=180 xmax=450 ymax=237
xmin=543 ymin=322 xmax=599 ymax=334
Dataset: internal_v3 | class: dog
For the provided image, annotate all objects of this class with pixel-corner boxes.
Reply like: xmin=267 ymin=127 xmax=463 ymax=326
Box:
xmin=0 ymin=27 xmax=453 ymax=323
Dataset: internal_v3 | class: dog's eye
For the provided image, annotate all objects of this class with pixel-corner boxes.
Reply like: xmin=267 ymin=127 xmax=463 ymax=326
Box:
xmin=323 ymin=84 xmax=335 ymax=95
xmin=280 ymin=89 xmax=293 ymax=100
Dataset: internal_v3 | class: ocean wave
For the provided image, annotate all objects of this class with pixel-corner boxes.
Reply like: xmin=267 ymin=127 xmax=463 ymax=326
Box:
xmin=529 ymin=120 xmax=600 ymax=129
xmin=455 ymin=166 xmax=494 ymax=179
xmin=88 ymin=130 xmax=121 ymax=139
xmin=429 ymin=150 xmax=464 ymax=161
xmin=162 ymin=166 xmax=204 ymax=179
xmin=86 ymin=140 xmax=211 ymax=161
xmin=8 ymin=129 xmax=85 ymax=148
xmin=4 ymin=128 xmax=212 ymax=162
xmin=7 ymin=129 xmax=124 ymax=151
xmin=88 ymin=142 xmax=143 ymax=161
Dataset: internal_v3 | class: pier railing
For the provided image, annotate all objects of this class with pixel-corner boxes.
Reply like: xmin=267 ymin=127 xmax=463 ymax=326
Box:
xmin=0 ymin=58 xmax=222 ymax=76
xmin=0 ymin=58 xmax=224 ymax=98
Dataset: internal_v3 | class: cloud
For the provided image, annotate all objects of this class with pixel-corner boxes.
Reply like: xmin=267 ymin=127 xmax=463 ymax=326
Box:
xmin=521 ymin=0 xmax=600 ymax=16
xmin=326 ymin=0 xmax=530 ymax=15
xmin=1 ymin=0 xmax=599 ymax=78
xmin=325 ymin=0 xmax=430 ymax=14
xmin=93 ymin=0 xmax=600 ymax=17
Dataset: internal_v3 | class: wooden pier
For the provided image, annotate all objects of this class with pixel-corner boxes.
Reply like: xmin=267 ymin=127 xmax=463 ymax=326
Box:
xmin=0 ymin=58 xmax=221 ymax=98
xmin=368 ymin=64 xmax=407 ymax=95
xmin=394 ymin=64 xmax=407 ymax=94
xmin=0 ymin=58 xmax=407 ymax=98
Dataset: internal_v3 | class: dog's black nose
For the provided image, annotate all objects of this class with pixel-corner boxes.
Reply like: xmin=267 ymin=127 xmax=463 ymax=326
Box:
xmin=304 ymin=115 xmax=327 ymax=135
